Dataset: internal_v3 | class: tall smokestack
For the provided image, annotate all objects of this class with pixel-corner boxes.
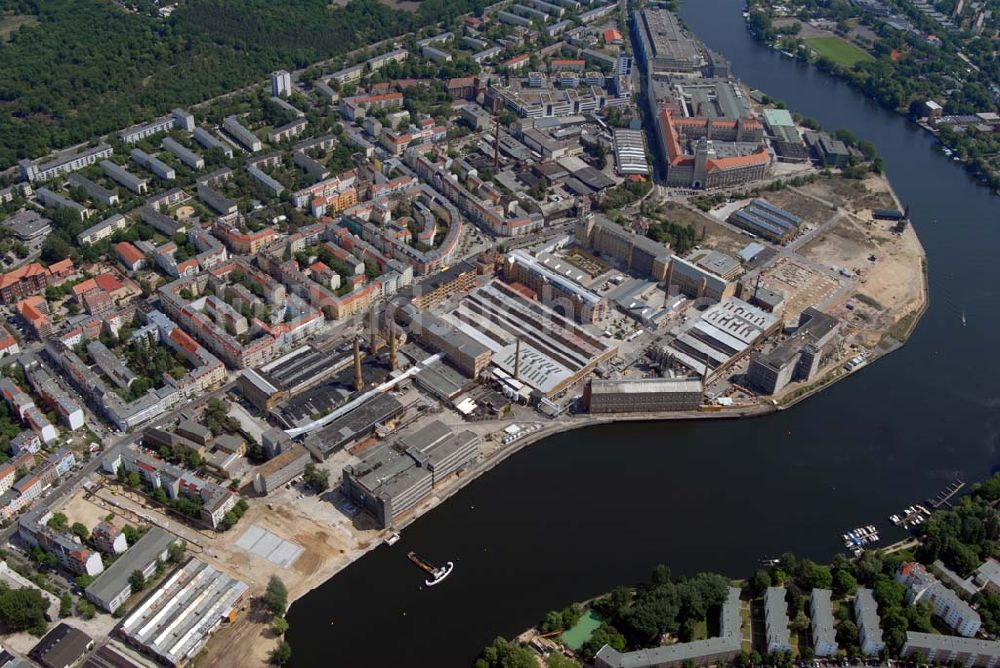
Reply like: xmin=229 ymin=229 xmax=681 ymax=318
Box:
xmin=369 ymin=309 xmax=381 ymax=354
xmin=354 ymin=337 xmax=363 ymax=392
xmin=513 ymin=337 xmax=521 ymax=380
xmin=389 ymin=324 xmax=398 ymax=371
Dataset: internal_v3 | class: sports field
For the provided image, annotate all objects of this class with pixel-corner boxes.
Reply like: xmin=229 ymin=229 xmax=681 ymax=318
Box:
xmin=806 ymin=36 xmax=874 ymax=67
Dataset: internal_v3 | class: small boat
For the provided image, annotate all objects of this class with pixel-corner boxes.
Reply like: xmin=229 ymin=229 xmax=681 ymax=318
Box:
xmin=425 ymin=561 xmax=454 ymax=587
xmin=384 ymin=532 xmax=401 ymax=546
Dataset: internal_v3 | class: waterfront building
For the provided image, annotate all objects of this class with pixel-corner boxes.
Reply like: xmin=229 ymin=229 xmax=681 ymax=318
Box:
xmin=342 ymin=420 xmax=480 ymax=528
xmin=747 ymin=308 xmax=840 ymax=395
xmin=585 ymin=377 xmax=703 ymax=413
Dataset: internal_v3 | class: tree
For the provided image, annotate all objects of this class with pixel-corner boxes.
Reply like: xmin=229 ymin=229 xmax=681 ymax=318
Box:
xmin=129 ymin=570 xmax=146 ymax=594
xmin=270 ymin=641 xmax=292 ymax=665
xmin=168 ymin=541 xmax=186 ymax=564
xmin=546 ymin=655 xmax=581 ymax=668
xmin=77 ymin=599 xmax=96 ymax=620
xmin=272 ymin=616 xmax=289 ymax=635
xmin=473 ymin=637 xmax=537 ymax=668
xmin=71 ymin=522 xmax=89 ymax=541
xmin=749 ymin=569 xmax=772 ymax=598
xmin=59 ymin=593 xmax=72 ymax=618
xmin=303 ymin=464 xmax=330 ymax=493
xmin=46 ymin=512 xmax=69 ymax=532
xmin=264 ymin=576 xmax=288 ymax=617
xmin=0 ymin=587 xmax=49 ymax=634
xmin=832 ymin=569 xmax=857 ymax=598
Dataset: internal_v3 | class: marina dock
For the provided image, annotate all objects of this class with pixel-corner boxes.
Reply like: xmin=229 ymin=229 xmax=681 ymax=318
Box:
xmin=928 ymin=479 xmax=965 ymax=509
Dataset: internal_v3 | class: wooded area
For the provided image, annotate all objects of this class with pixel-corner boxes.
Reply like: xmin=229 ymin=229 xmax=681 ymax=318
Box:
xmin=0 ymin=0 xmax=490 ymax=169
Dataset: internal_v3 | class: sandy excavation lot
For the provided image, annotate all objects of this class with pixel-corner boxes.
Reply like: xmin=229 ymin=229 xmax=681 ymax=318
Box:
xmin=800 ymin=212 xmax=925 ymax=347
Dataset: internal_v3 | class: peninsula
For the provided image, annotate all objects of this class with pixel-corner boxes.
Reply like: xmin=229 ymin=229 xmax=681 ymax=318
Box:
xmin=0 ymin=1 xmax=926 ymax=667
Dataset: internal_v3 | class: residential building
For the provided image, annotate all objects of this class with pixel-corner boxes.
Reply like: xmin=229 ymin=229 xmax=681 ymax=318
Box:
xmin=901 ymin=632 xmax=1000 ymax=668
xmin=271 ymin=70 xmax=292 ymax=98
xmin=77 ymin=214 xmax=127 ymax=246
xmin=897 ymin=562 xmax=982 ymax=637
xmin=595 ymin=587 xmax=742 ymax=668
xmin=855 ymin=587 xmax=886 ymax=656
xmin=765 ymin=587 xmax=792 ymax=654
xmin=20 ymin=144 xmax=113 ymax=183
xmin=84 ymin=527 xmax=176 ymax=612
xmin=811 ymin=589 xmax=838 ymax=657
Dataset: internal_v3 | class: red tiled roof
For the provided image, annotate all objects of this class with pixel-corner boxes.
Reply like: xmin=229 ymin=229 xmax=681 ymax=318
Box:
xmin=48 ymin=259 xmax=73 ymax=275
xmin=115 ymin=242 xmax=145 ymax=266
xmin=0 ymin=263 xmax=48 ymax=290
xmin=94 ymin=273 xmax=124 ymax=294
xmin=169 ymin=327 xmax=200 ymax=354
xmin=704 ymin=148 xmax=770 ymax=172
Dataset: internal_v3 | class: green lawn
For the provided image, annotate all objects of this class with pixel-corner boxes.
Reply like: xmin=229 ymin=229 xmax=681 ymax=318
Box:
xmin=806 ymin=36 xmax=874 ymax=67
xmin=560 ymin=610 xmax=603 ymax=651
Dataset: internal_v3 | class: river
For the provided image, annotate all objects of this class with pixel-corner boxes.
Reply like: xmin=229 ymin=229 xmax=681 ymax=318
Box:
xmin=285 ymin=1 xmax=1000 ymax=664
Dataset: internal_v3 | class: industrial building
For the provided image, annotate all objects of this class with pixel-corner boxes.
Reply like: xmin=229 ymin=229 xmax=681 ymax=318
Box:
xmin=502 ymin=250 xmax=608 ymax=324
xmin=585 ymin=377 xmax=703 ymax=413
xmin=252 ymin=443 xmax=310 ymax=495
xmin=810 ymin=588 xmax=838 ymax=657
xmin=663 ymin=297 xmax=779 ymax=380
xmin=595 ymin=587 xmax=741 ymax=668
xmin=747 ymin=308 xmax=840 ymax=395
xmin=342 ymin=420 xmax=480 ymax=528
xmin=901 ymin=633 xmax=1000 ymax=667
xmin=631 ymin=8 xmax=706 ymax=74
xmin=117 ymin=558 xmax=248 ymax=667
xmin=765 ymin=586 xmax=792 ymax=654
xmin=305 ymin=392 xmax=405 ymax=459
xmin=30 ymin=623 xmax=94 ymax=668
xmin=423 ymin=280 xmax=617 ymax=398
xmin=574 ymin=215 xmax=671 ymax=281
xmin=729 ymin=199 xmax=803 ymax=243
xmin=855 ymin=587 xmax=885 ymax=656
xmin=665 ymin=256 xmax=735 ymax=302
xmin=612 ymin=128 xmax=650 ymax=176
xmin=84 ymin=527 xmax=176 ymax=613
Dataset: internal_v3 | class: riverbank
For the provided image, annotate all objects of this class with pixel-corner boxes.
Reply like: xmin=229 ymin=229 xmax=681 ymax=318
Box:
xmin=744 ymin=1 xmax=1000 ymax=193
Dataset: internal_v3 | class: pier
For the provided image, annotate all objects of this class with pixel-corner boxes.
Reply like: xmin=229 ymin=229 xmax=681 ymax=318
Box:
xmin=928 ymin=479 xmax=965 ymax=509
